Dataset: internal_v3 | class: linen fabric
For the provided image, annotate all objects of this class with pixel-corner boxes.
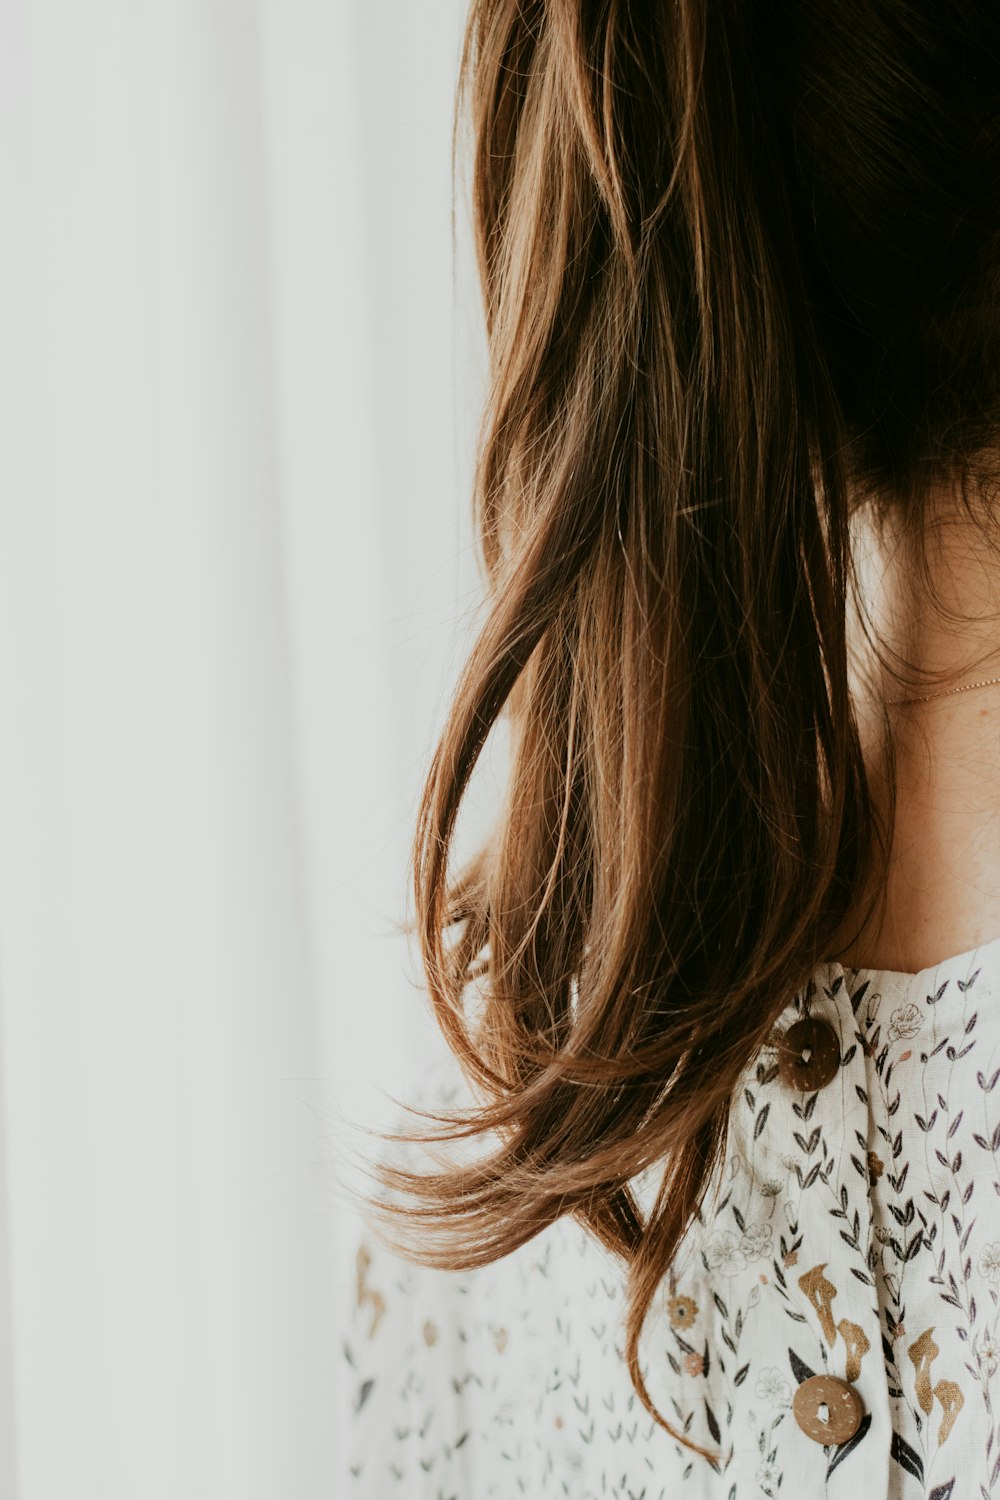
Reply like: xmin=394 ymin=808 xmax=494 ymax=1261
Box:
xmin=345 ymin=940 xmax=1000 ymax=1498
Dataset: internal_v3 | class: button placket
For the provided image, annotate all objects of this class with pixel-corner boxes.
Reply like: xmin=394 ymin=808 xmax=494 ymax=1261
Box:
xmin=737 ymin=980 xmax=892 ymax=1492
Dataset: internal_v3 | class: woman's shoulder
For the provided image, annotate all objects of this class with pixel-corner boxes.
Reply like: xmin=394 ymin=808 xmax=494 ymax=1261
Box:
xmin=342 ymin=1055 xmax=686 ymax=1497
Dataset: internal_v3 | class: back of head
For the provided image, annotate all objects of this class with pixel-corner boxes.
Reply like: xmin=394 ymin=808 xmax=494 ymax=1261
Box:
xmin=769 ymin=0 xmax=1000 ymax=489
xmin=370 ymin=0 xmax=1000 ymax=1458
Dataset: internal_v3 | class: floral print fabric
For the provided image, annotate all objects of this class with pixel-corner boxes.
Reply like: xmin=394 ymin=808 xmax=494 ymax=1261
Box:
xmin=344 ymin=938 xmax=1000 ymax=1497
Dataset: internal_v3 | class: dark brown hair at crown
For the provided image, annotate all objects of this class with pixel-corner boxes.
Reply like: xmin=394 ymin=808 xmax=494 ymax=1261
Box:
xmin=361 ymin=0 xmax=1000 ymax=1462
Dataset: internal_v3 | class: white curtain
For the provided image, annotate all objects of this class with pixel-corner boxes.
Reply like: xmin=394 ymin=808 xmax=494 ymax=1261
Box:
xmin=0 ymin=0 xmax=481 ymax=1493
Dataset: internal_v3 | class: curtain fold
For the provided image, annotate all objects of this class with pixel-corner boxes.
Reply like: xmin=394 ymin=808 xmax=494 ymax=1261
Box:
xmin=0 ymin=1 xmax=477 ymax=1494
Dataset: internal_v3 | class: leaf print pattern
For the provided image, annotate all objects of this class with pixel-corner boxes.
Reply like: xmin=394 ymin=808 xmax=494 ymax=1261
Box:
xmin=344 ymin=936 xmax=1000 ymax=1497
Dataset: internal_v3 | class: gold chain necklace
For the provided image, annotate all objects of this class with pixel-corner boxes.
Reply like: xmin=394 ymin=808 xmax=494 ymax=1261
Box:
xmin=889 ymin=674 xmax=1000 ymax=706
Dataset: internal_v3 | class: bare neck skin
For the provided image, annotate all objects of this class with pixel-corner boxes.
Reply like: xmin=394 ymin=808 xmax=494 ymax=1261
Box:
xmin=830 ymin=490 xmax=1000 ymax=975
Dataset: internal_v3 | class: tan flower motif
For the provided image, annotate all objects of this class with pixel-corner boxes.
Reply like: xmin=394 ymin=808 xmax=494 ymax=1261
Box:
xmin=783 ymin=1248 xmax=799 ymax=1268
xmin=683 ymin=1350 xmax=704 ymax=1377
xmin=667 ymin=1293 xmax=699 ymax=1330
xmin=355 ymin=1240 xmax=386 ymax=1338
xmin=837 ymin=1318 xmax=871 ymax=1382
xmin=422 ymin=1320 xmax=438 ymax=1346
xmin=934 ymin=1378 xmax=964 ymax=1445
xmin=799 ymin=1263 xmax=839 ymax=1347
xmin=908 ymin=1326 xmax=940 ymax=1414
xmin=491 ymin=1326 xmax=508 ymax=1354
xmin=868 ymin=1150 xmax=884 ymax=1183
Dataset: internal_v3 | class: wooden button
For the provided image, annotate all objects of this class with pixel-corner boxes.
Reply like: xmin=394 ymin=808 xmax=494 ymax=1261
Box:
xmin=777 ymin=1016 xmax=840 ymax=1091
xmin=792 ymin=1374 xmax=864 ymax=1444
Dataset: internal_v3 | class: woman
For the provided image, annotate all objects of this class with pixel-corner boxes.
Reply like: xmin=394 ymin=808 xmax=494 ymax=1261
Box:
xmin=345 ymin=0 xmax=1000 ymax=1493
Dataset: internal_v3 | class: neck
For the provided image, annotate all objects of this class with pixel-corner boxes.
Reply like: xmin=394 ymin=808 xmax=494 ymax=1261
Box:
xmin=852 ymin=492 xmax=1000 ymax=707
xmin=832 ymin=491 xmax=1000 ymax=973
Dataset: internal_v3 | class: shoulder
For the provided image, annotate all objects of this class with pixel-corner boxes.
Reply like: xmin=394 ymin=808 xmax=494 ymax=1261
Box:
xmin=343 ymin=1057 xmax=691 ymax=1496
xmin=345 ymin=1200 xmax=698 ymax=1496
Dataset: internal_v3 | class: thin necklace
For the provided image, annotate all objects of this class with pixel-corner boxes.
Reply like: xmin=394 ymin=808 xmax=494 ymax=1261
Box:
xmin=889 ymin=675 xmax=1000 ymax=707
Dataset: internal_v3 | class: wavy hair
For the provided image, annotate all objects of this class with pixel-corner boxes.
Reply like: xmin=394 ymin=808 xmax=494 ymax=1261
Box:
xmin=366 ymin=0 xmax=1000 ymax=1458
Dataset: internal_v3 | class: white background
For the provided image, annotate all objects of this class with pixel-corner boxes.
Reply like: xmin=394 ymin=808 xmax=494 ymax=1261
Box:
xmin=0 ymin=0 xmax=486 ymax=1493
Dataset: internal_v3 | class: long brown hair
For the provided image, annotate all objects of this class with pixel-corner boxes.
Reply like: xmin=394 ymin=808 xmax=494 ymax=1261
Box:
xmin=365 ymin=0 xmax=1000 ymax=1458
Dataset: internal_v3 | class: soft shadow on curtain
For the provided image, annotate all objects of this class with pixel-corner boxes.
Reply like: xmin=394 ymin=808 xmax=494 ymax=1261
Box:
xmin=0 ymin=0 xmax=480 ymax=1495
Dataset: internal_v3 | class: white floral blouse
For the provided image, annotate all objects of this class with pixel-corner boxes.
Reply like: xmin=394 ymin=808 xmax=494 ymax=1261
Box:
xmin=344 ymin=939 xmax=1000 ymax=1498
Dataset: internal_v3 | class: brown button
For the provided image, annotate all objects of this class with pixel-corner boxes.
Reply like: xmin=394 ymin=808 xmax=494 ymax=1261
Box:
xmin=792 ymin=1374 xmax=864 ymax=1444
xmin=777 ymin=1016 xmax=840 ymax=1091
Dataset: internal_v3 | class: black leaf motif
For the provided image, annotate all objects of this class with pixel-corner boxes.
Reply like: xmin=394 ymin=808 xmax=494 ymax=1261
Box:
xmin=704 ymin=1400 xmax=721 ymax=1444
xmin=734 ymin=1363 xmax=749 ymax=1387
xmin=827 ymin=1411 xmax=872 ymax=1477
xmin=928 ymin=1480 xmax=955 ymax=1500
xmin=891 ymin=1429 xmax=924 ymax=1481
xmin=754 ymin=1104 xmax=770 ymax=1140
xmin=948 ymin=1111 xmax=964 ymax=1138
xmin=788 ymin=1348 xmax=815 ymax=1385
